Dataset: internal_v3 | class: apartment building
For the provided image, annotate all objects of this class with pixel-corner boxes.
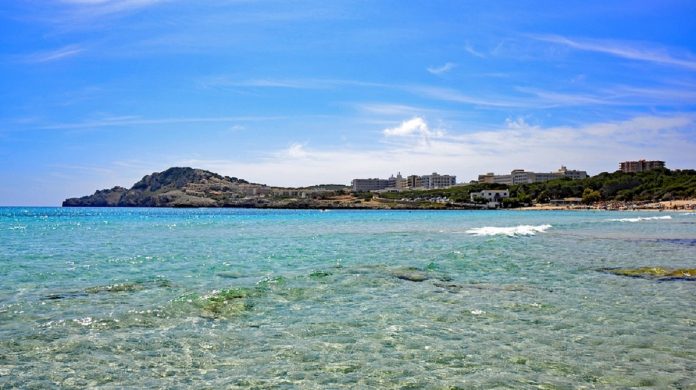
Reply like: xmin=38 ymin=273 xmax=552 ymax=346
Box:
xmin=619 ymin=160 xmax=665 ymax=173
xmin=406 ymin=175 xmax=422 ymax=189
xmin=351 ymin=178 xmax=391 ymax=192
xmin=352 ymin=172 xmax=456 ymax=191
xmin=388 ymin=173 xmax=408 ymax=190
xmin=478 ymin=166 xmax=587 ymax=185
xmin=420 ymin=173 xmax=456 ymax=189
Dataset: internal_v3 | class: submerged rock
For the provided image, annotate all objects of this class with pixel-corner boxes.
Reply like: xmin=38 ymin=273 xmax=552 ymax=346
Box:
xmin=216 ymin=271 xmax=245 ymax=279
xmin=433 ymin=282 xmax=527 ymax=293
xmin=390 ymin=267 xmax=429 ymax=282
xmin=201 ymin=287 xmax=256 ymax=317
xmin=309 ymin=270 xmax=332 ymax=279
xmin=85 ymin=283 xmax=145 ymax=294
xmin=84 ymin=278 xmax=172 ymax=294
xmin=42 ymin=292 xmax=88 ymax=300
xmin=603 ymin=267 xmax=696 ymax=281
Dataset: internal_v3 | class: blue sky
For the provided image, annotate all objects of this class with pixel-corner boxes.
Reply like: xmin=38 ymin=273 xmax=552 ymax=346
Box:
xmin=1 ymin=0 xmax=696 ymax=205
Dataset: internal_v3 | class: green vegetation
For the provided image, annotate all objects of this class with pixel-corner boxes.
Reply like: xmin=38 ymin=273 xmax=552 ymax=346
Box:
xmin=377 ymin=183 xmax=507 ymax=203
xmin=511 ymin=168 xmax=696 ymax=203
xmin=371 ymin=168 xmax=696 ymax=206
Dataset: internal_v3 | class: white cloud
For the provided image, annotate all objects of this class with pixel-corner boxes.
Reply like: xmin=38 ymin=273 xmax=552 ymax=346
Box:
xmin=383 ymin=117 xmax=445 ymax=145
xmin=427 ymin=62 xmax=457 ymax=75
xmin=285 ymin=143 xmax=309 ymax=158
xmin=464 ymin=43 xmax=485 ymax=58
xmin=532 ymin=34 xmax=696 ymax=71
xmin=505 ymin=117 xmax=537 ymax=130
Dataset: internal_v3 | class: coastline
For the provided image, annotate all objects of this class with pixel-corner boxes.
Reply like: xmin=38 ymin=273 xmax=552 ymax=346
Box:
xmin=55 ymin=198 xmax=696 ymax=211
xmin=517 ymin=199 xmax=696 ymax=211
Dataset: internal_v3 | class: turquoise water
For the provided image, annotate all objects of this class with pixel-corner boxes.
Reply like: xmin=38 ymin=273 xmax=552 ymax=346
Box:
xmin=1 ymin=207 xmax=695 ymax=388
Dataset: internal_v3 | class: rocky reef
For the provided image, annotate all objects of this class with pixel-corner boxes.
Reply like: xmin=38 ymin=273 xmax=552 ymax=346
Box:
xmin=603 ymin=267 xmax=696 ymax=281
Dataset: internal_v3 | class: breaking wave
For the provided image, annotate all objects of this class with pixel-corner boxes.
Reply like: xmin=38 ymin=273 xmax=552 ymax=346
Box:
xmin=607 ymin=216 xmax=672 ymax=223
xmin=466 ymin=224 xmax=552 ymax=237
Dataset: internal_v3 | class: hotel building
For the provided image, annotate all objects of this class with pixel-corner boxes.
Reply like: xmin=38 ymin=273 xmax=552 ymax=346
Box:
xmin=478 ymin=166 xmax=587 ymax=185
xmin=619 ymin=160 xmax=665 ymax=173
xmin=352 ymin=172 xmax=456 ymax=192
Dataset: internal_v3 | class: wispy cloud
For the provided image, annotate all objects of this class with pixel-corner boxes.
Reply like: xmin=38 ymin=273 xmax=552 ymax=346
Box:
xmin=199 ymin=77 xmax=387 ymax=90
xmin=409 ymin=85 xmax=532 ymax=108
xmin=608 ymin=85 xmax=696 ymax=103
xmin=201 ymin=77 xmax=532 ymax=108
xmin=516 ymin=87 xmax=614 ymax=107
xmin=24 ymin=45 xmax=83 ymax=63
xmin=427 ymin=62 xmax=457 ymax=75
xmin=353 ymin=103 xmax=448 ymax=117
xmin=202 ymin=74 xmax=696 ymax=112
xmin=464 ymin=43 xmax=485 ymax=58
xmin=38 ymin=115 xmax=295 ymax=130
xmin=532 ymin=34 xmax=696 ymax=71
xmin=60 ymin=0 xmax=165 ymax=18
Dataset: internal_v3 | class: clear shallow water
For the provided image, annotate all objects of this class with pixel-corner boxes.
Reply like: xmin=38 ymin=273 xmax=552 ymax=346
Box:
xmin=1 ymin=208 xmax=695 ymax=388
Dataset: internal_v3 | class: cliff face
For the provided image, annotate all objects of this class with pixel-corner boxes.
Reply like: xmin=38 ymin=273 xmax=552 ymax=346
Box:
xmin=62 ymin=167 xmax=259 ymax=207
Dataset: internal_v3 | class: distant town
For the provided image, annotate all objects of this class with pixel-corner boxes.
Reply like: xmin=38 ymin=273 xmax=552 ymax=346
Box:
xmin=352 ymin=160 xmax=664 ymax=190
xmin=339 ymin=160 xmax=664 ymax=208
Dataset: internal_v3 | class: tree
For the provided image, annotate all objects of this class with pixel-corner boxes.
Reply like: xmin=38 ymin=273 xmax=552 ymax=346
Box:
xmin=582 ymin=188 xmax=601 ymax=204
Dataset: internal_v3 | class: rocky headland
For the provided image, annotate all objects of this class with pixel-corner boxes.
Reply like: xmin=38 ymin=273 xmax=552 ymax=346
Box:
xmin=62 ymin=167 xmax=464 ymax=209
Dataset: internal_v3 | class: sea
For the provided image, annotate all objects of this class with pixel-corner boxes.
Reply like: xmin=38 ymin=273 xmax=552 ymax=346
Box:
xmin=1 ymin=207 xmax=694 ymax=388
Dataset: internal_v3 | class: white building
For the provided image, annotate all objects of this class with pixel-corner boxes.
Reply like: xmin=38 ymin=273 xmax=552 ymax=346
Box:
xmin=478 ymin=166 xmax=587 ymax=185
xmin=470 ymin=189 xmax=510 ymax=207
xmin=352 ymin=171 xmax=456 ymax=191
xmin=420 ymin=173 xmax=456 ymax=189
xmin=388 ymin=172 xmax=408 ymax=190
xmin=351 ymin=178 xmax=391 ymax=192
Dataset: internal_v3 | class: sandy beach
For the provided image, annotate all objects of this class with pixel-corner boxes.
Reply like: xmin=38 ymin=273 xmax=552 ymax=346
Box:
xmin=518 ymin=199 xmax=696 ymax=211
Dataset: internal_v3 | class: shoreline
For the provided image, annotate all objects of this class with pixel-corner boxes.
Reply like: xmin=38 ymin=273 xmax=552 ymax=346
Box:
xmin=517 ymin=199 xmax=696 ymax=211
xmin=53 ymin=198 xmax=696 ymax=211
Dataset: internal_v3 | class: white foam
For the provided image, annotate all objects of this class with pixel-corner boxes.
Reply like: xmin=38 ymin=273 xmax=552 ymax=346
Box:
xmin=607 ymin=215 xmax=672 ymax=223
xmin=465 ymin=224 xmax=552 ymax=237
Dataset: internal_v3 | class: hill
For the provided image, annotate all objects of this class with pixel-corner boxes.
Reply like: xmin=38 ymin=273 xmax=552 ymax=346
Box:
xmin=63 ymin=167 xmax=260 ymax=207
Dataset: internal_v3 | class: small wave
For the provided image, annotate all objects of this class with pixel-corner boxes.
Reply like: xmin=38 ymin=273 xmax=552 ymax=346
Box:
xmin=466 ymin=224 xmax=552 ymax=237
xmin=607 ymin=216 xmax=672 ymax=223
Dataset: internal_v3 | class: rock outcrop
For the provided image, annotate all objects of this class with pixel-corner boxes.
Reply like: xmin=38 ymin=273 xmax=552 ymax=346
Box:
xmin=602 ymin=267 xmax=696 ymax=281
xmin=63 ymin=167 xmax=262 ymax=208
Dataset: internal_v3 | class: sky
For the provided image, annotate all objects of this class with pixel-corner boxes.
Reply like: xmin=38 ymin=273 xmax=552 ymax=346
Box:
xmin=1 ymin=0 xmax=696 ymax=205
